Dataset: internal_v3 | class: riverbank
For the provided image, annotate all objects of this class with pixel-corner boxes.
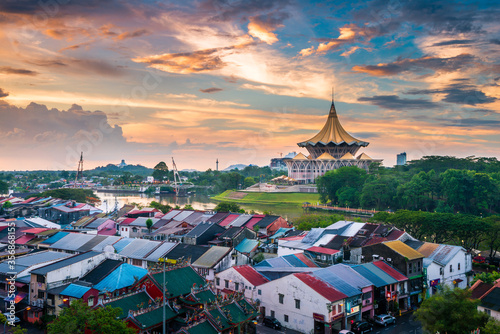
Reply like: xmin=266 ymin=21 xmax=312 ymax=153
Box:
xmin=211 ymin=190 xmax=321 ymax=206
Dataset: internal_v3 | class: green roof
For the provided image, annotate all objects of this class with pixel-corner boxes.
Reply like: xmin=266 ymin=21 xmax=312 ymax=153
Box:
xmin=184 ymin=320 xmax=218 ymax=334
xmin=151 ymin=266 xmax=206 ymax=298
xmin=208 ymin=308 xmax=231 ymax=331
xmin=220 ymin=301 xmax=255 ymax=324
xmin=133 ymin=305 xmax=177 ymax=329
xmin=103 ymin=292 xmax=152 ymax=319
xmin=194 ymin=290 xmax=216 ymax=304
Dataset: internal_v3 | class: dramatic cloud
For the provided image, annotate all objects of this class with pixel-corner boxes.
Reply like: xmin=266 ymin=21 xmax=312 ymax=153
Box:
xmin=0 ymin=101 xmax=129 ymax=169
xmin=406 ymin=83 xmax=497 ymax=105
xmin=358 ymin=95 xmax=441 ymax=110
xmin=134 ymin=41 xmax=254 ymax=74
xmin=0 ymin=88 xmax=8 ymax=98
xmin=248 ymin=12 xmax=288 ymax=45
xmin=115 ymin=29 xmax=150 ymax=40
xmin=352 ymin=54 xmax=477 ymax=76
xmin=0 ymin=66 xmax=38 ymax=76
xmin=201 ymin=0 xmax=291 ymax=22
xmin=200 ymin=87 xmax=223 ymax=93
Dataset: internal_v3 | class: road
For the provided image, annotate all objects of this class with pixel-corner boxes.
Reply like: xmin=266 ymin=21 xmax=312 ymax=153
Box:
xmin=256 ymin=313 xmax=422 ymax=334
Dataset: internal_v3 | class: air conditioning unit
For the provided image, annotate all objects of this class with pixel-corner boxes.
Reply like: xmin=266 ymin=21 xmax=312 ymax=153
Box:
xmin=357 ymin=299 xmax=362 ymax=305
xmin=372 ymin=255 xmax=379 ymax=259
xmin=387 ymin=258 xmax=392 ymax=262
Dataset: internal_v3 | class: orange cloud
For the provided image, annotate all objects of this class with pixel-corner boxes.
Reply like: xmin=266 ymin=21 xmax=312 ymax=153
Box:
xmin=248 ymin=17 xmax=280 ymax=45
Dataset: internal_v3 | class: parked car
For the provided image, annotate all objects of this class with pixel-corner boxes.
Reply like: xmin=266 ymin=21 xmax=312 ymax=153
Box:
xmin=351 ymin=321 xmax=373 ymax=333
xmin=339 ymin=330 xmax=355 ymax=334
xmin=263 ymin=316 xmax=282 ymax=330
xmin=374 ymin=314 xmax=396 ymax=326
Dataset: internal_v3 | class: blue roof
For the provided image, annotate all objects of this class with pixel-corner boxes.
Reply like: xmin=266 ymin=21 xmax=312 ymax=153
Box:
xmin=93 ymin=263 xmax=148 ymax=292
xmin=313 ymin=269 xmax=361 ymax=297
xmin=235 ymin=238 xmax=259 ymax=254
xmin=283 ymin=254 xmax=309 ymax=267
xmin=349 ymin=263 xmax=397 ymax=287
xmin=41 ymin=232 xmax=70 ymax=245
xmin=61 ymin=284 xmax=91 ymax=298
xmin=270 ymin=228 xmax=293 ymax=239
xmin=325 ymin=264 xmax=372 ymax=289
xmin=112 ymin=238 xmax=134 ymax=253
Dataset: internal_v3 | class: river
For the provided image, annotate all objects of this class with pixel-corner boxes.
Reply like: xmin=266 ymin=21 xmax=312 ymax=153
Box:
xmin=95 ymin=191 xmax=306 ymax=220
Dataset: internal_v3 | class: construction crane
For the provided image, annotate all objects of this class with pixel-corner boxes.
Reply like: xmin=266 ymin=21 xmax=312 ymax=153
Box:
xmin=172 ymin=157 xmax=182 ymax=196
xmin=74 ymin=152 xmax=84 ymax=187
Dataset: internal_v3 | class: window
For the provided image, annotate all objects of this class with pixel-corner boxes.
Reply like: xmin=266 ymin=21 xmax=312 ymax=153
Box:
xmin=485 ymin=309 xmax=491 ymax=316
xmin=132 ymin=259 xmax=142 ymax=266
xmin=235 ymin=282 xmax=239 ymax=291
xmin=450 ymin=265 xmax=453 ymax=273
xmin=215 ymin=277 xmax=220 ymax=286
xmin=271 ymin=310 xmax=275 ymax=318
xmin=37 ymin=275 xmax=45 ymax=283
xmin=338 ymin=304 xmax=342 ymax=313
xmin=258 ymin=289 xmax=261 ymax=295
xmin=295 ymin=299 xmax=300 ymax=309
xmin=362 ymin=292 xmax=371 ymax=300
xmin=225 ymin=280 xmax=229 ymax=288
xmin=458 ymin=263 xmax=461 ymax=270
xmin=440 ymin=267 xmax=443 ymax=275
xmin=284 ymin=314 xmax=289 ymax=322
xmin=88 ymin=296 xmax=94 ymax=306
xmin=38 ymin=291 xmax=44 ymax=299
xmin=279 ymin=294 xmax=284 ymax=304
xmin=417 ymin=261 xmax=421 ymax=271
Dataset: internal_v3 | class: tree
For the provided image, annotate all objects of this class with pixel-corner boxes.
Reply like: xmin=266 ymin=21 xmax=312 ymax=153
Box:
xmin=243 ymin=177 xmax=256 ymax=188
xmin=183 ymin=204 xmax=194 ymax=210
xmin=214 ymin=202 xmax=244 ymax=213
xmin=152 ymin=161 xmax=169 ymax=182
xmin=48 ymin=300 xmax=134 ymax=334
xmin=484 ymin=216 xmax=500 ymax=260
xmin=149 ymin=201 xmax=172 ymax=214
xmin=0 ymin=180 xmax=8 ymax=194
xmin=415 ymin=287 xmax=489 ymax=334
xmin=2 ymin=201 xmax=13 ymax=209
xmin=145 ymin=218 xmax=153 ymax=233
xmin=316 ymin=167 xmax=367 ymax=204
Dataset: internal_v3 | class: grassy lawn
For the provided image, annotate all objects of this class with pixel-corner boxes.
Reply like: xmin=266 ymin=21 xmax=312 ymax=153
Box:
xmin=211 ymin=190 xmax=320 ymax=205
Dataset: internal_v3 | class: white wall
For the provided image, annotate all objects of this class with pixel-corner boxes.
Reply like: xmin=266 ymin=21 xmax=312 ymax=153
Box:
xmin=259 ymin=274 xmax=343 ymax=333
xmin=215 ymin=267 xmax=259 ymax=300
xmin=478 ymin=306 xmax=500 ymax=321
xmin=425 ymin=249 xmax=471 ymax=295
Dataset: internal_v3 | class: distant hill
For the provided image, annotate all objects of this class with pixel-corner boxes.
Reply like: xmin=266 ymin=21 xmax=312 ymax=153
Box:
xmin=91 ymin=164 xmax=153 ymax=175
xmin=222 ymin=164 xmax=258 ymax=171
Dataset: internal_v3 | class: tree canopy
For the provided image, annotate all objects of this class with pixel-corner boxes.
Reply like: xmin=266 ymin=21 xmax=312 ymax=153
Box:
xmin=214 ymin=202 xmax=245 ymax=213
xmin=0 ymin=180 xmax=8 ymax=194
xmin=47 ymin=300 xmax=134 ymax=334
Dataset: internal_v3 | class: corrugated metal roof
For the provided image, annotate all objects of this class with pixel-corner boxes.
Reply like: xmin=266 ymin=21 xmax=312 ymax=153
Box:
xmin=218 ymin=214 xmax=240 ymax=227
xmin=60 ymin=283 xmax=91 ymax=298
xmin=119 ymin=239 xmax=161 ymax=259
xmin=191 ymin=213 xmax=216 ymax=225
xmin=15 ymin=235 xmax=35 ymax=245
xmin=50 ymin=233 xmax=96 ymax=251
xmin=283 ymin=254 xmax=309 ymax=267
xmin=294 ymin=253 xmax=319 ymax=267
xmin=205 ymin=212 xmax=229 ymax=224
xmin=384 ymin=240 xmax=424 ymax=260
xmin=5 ymin=251 xmax=70 ymax=267
xmin=245 ymin=217 xmax=263 ymax=229
xmin=326 ymin=264 xmax=372 ymax=288
xmin=307 ymin=246 xmax=339 ymax=255
xmin=85 ymin=218 xmax=112 ymax=229
xmin=162 ymin=210 xmax=182 ymax=220
xmin=172 ymin=210 xmax=195 ymax=222
xmin=270 ymin=228 xmax=293 ymax=239
xmin=417 ymin=242 xmax=442 ymax=257
xmin=144 ymin=242 xmax=177 ymax=262
xmin=372 ymin=261 xmax=407 ymax=282
xmin=80 ymin=259 xmax=123 ymax=285
xmin=313 ymin=269 xmax=361 ymax=297
xmin=233 ymin=265 xmax=269 ymax=286
xmin=294 ymin=273 xmax=347 ymax=302
xmin=92 ymin=236 xmax=122 ymax=252
xmin=255 ymin=215 xmax=279 ymax=228
xmin=40 ymin=231 xmax=70 ymax=245
xmin=184 ymin=222 xmax=216 ymax=238
xmin=182 ymin=212 xmax=204 ymax=224
xmin=234 ymin=238 xmax=259 ymax=254
xmin=228 ymin=214 xmax=253 ymax=227
xmin=129 ymin=217 xmax=160 ymax=227
xmin=349 ymin=263 xmax=397 ymax=287
xmin=93 ymin=263 xmax=148 ymax=292
xmin=192 ymin=246 xmax=231 ymax=268
xmin=312 ymin=234 xmax=337 ymax=247
xmin=302 ymin=228 xmax=325 ymax=244
xmin=427 ymin=244 xmax=463 ymax=266
xmin=77 ymin=236 xmax=108 ymax=252
xmin=341 ymin=222 xmax=366 ymax=237
xmin=112 ymin=238 xmax=134 ymax=252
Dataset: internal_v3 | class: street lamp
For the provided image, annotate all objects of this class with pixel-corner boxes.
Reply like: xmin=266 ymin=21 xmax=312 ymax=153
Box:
xmin=158 ymin=257 xmax=168 ymax=334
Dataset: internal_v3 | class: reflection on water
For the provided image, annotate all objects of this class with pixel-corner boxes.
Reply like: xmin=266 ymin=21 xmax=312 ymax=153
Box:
xmin=95 ymin=191 xmax=306 ymax=220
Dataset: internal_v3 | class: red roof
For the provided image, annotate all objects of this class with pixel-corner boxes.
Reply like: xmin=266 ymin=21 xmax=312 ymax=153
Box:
xmin=386 ymin=230 xmax=405 ymax=240
xmin=98 ymin=227 xmax=117 ymax=236
xmin=307 ymin=246 xmax=339 ymax=255
xmin=294 ymin=253 xmax=318 ymax=267
xmin=15 ymin=235 xmax=35 ymax=245
xmin=218 ymin=214 xmax=239 ymax=227
xmin=22 ymin=228 xmax=49 ymax=234
xmin=279 ymin=235 xmax=305 ymax=241
xmin=373 ymin=261 xmax=407 ymax=281
xmin=245 ymin=217 xmax=263 ymax=229
xmin=119 ymin=218 xmax=136 ymax=226
xmin=294 ymin=273 xmax=347 ymax=302
xmin=233 ymin=265 xmax=269 ymax=286
xmin=20 ymin=197 xmax=40 ymax=204
xmin=363 ymin=236 xmax=388 ymax=247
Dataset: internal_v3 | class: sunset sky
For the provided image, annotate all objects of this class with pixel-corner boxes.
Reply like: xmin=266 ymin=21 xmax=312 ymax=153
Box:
xmin=0 ymin=0 xmax=499 ymax=171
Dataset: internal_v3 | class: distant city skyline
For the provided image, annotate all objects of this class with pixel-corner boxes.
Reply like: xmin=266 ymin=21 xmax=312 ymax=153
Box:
xmin=0 ymin=0 xmax=499 ymax=171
